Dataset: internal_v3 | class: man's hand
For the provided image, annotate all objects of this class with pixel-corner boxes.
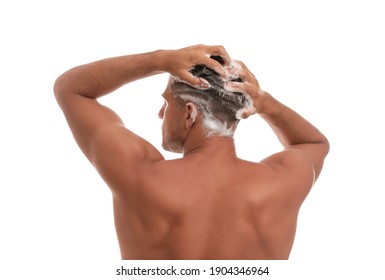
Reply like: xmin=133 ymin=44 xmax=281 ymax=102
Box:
xmin=224 ymin=60 xmax=264 ymax=118
xmin=161 ymin=44 xmax=231 ymax=89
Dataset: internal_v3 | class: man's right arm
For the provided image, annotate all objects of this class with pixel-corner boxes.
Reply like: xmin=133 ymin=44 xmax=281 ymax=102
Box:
xmin=259 ymin=92 xmax=329 ymax=207
xmin=227 ymin=61 xmax=329 ymax=205
xmin=258 ymin=92 xmax=330 ymax=181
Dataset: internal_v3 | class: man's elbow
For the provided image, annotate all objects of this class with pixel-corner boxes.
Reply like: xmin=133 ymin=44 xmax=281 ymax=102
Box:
xmin=312 ymin=132 xmax=330 ymax=160
xmin=53 ymin=72 xmax=67 ymax=103
xmin=313 ymin=137 xmax=330 ymax=181
xmin=321 ymin=136 xmax=330 ymax=159
xmin=53 ymin=71 xmax=75 ymax=107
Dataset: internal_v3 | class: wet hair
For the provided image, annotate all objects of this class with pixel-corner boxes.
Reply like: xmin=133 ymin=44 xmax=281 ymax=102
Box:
xmin=171 ymin=56 xmax=250 ymax=136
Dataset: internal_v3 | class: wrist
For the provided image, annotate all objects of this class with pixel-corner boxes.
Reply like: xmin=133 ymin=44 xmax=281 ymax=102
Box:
xmin=256 ymin=91 xmax=279 ymax=116
xmin=153 ymin=49 xmax=172 ymax=73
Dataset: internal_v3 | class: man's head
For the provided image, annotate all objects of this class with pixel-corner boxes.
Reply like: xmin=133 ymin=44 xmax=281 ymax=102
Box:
xmin=159 ymin=56 xmax=253 ymax=153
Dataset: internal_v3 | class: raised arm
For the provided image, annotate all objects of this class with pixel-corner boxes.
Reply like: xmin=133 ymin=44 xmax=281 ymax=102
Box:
xmin=258 ymin=92 xmax=329 ymax=180
xmin=53 ymin=45 xmax=230 ymax=191
xmin=227 ymin=61 xmax=329 ymax=204
xmin=54 ymin=51 xmax=165 ymax=163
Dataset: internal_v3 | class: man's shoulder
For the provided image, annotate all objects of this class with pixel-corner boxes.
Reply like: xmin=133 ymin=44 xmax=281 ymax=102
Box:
xmin=236 ymin=158 xmax=274 ymax=174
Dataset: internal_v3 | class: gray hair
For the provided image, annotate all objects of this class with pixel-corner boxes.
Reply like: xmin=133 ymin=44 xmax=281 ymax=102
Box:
xmin=171 ymin=56 xmax=252 ymax=137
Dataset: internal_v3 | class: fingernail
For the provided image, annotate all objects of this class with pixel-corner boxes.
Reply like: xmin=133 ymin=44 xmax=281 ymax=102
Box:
xmin=200 ymin=79 xmax=211 ymax=89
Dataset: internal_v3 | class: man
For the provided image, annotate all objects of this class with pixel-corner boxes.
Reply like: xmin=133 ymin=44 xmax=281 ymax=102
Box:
xmin=54 ymin=44 xmax=329 ymax=260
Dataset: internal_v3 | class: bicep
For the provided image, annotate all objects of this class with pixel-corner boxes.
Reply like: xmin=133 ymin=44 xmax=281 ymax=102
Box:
xmin=91 ymin=124 xmax=163 ymax=193
xmin=57 ymin=94 xmax=163 ymax=190
xmin=261 ymin=148 xmax=317 ymax=206
xmin=288 ymin=143 xmax=329 ymax=180
xmin=57 ymin=93 xmax=124 ymax=159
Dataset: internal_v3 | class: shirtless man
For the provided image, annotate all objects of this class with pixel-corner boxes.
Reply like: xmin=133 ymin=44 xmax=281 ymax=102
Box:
xmin=54 ymin=44 xmax=329 ymax=260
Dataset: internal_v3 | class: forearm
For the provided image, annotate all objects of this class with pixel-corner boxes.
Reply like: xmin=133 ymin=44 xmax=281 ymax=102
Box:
xmin=54 ymin=50 xmax=165 ymax=100
xmin=54 ymin=45 xmax=231 ymax=102
xmin=258 ymin=92 xmax=329 ymax=149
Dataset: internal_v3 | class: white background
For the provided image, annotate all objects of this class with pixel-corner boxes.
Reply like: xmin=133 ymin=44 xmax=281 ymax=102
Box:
xmin=1 ymin=0 xmax=384 ymax=279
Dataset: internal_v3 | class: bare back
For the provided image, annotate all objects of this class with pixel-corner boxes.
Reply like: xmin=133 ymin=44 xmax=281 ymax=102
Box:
xmin=113 ymin=155 xmax=299 ymax=260
xmin=54 ymin=45 xmax=328 ymax=260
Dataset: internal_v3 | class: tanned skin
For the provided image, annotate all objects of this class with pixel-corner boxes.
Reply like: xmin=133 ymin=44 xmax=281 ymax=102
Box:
xmin=54 ymin=45 xmax=329 ymax=260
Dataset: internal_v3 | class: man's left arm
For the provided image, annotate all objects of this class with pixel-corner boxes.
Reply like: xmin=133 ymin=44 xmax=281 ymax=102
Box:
xmin=54 ymin=45 xmax=230 ymax=191
xmin=54 ymin=52 xmax=169 ymax=191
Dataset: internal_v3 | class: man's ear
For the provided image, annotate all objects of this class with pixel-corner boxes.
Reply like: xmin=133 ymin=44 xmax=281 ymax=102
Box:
xmin=185 ymin=102 xmax=198 ymax=129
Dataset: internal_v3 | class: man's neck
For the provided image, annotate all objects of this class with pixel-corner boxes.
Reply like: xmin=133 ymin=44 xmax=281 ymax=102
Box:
xmin=183 ymin=136 xmax=237 ymax=158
